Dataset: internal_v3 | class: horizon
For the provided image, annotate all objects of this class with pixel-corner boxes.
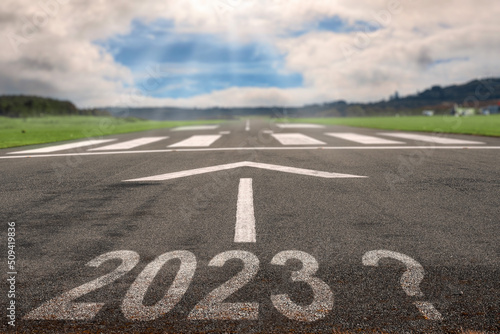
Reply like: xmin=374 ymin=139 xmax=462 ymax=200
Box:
xmin=3 ymin=76 xmax=499 ymax=111
xmin=2 ymin=1 xmax=500 ymax=109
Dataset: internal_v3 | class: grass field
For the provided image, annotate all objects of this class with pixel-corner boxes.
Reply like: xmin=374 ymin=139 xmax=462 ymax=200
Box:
xmin=0 ymin=116 xmax=223 ymax=149
xmin=282 ymin=115 xmax=500 ymax=137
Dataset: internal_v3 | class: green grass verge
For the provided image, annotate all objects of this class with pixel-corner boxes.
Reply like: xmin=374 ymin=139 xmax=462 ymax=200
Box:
xmin=281 ymin=115 xmax=500 ymax=137
xmin=0 ymin=116 xmax=224 ymax=149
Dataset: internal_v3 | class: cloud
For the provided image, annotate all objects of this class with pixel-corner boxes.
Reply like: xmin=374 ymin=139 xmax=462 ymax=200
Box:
xmin=275 ymin=1 xmax=500 ymax=102
xmin=1 ymin=0 xmax=499 ymax=108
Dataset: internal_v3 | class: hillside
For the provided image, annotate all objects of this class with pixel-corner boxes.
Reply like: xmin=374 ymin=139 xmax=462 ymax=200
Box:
xmin=106 ymin=78 xmax=500 ymax=120
xmin=2 ymin=78 xmax=499 ymax=120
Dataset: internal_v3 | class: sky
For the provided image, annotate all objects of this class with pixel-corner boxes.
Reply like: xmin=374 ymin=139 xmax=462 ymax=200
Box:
xmin=1 ymin=0 xmax=500 ymax=108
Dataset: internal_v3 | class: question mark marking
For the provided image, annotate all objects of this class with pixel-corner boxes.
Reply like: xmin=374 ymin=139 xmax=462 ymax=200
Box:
xmin=362 ymin=250 xmax=443 ymax=321
xmin=413 ymin=301 xmax=443 ymax=321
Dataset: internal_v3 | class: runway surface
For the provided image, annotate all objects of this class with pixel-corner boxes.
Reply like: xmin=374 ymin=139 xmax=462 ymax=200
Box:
xmin=1 ymin=119 xmax=499 ymax=333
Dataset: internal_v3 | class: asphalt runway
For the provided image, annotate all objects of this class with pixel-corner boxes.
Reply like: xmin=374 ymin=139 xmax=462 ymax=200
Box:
xmin=1 ymin=119 xmax=499 ymax=333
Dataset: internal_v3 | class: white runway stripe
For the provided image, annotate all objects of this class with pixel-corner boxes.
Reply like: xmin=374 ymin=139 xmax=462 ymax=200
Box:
xmin=171 ymin=125 xmax=219 ymax=131
xmin=88 ymin=137 xmax=168 ymax=151
xmin=168 ymin=135 xmax=222 ymax=147
xmin=379 ymin=132 xmax=485 ymax=144
xmin=275 ymin=124 xmax=325 ymax=129
xmin=9 ymin=139 xmax=116 ymax=154
xmin=234 ymin=178 xmax=256 ymax=243
xmin=325 ymin=133 xmax=404 ymax=144
xmin=271 ymin=133 xmax=326 ymax=145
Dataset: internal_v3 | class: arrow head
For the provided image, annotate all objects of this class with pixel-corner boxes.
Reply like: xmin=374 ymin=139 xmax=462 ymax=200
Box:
xmin=123 ymin=161 xmax=367 ymax=182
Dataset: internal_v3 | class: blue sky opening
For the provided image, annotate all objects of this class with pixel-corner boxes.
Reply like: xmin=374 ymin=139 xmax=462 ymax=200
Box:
xmin=96 ymin=19 xmax=304 ymax=98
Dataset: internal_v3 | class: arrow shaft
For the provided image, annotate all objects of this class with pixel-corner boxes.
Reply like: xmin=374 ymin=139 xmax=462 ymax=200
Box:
xmin=234 ymin=178 xmax=256 ymax=243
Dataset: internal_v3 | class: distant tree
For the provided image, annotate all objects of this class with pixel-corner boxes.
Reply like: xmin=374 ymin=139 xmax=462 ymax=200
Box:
xmin=389 ymin=91 xmax=400 ymax=101
xmin=0 ymin=95 xmax=104 ymax=117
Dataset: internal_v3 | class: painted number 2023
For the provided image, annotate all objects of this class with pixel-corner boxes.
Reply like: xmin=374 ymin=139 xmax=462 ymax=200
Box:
xmin=24 ymin=250 xmax=333 ymax=322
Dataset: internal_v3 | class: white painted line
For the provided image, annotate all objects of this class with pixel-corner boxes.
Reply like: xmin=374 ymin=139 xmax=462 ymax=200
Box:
xmin=2 ymin=146 xmax=500 ymax=159
xmin=123 ymin=161 xmax=367 ymax=182
xmin=219 ymin=131 xmax=231 ymax=135
xmin=171 ymin=125 xmax=220 ymax=131
xmin=245 ymin=120 xmax=250 ymax=131
xmin=325 ymin=133 xmax=404 ymax=144
xmin=168 ymin=135 xmax=222 ymax=147
xmin=234 ymin=179 xmax=256 ymax=243
xmin=414 ymin=301 xmax=443 ymax=321
xmin=88 ymin=137 xmax=168 ymax=151
xmin=262 ymin=130 xmax=273 ymax=134
xmin=379 ymin=132 xmax=485 ymax=145
xmin=275 ymin=124 xmax=325 ymax=129
xmin=272 ymin=133 xmax=326 ymax=145
xmin=9 ymin=139 xmax=116 ymax=154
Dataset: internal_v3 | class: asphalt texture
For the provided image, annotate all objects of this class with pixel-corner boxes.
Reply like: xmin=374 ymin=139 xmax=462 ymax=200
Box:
xmin=1 ymin=119 xmax=499 ymax=333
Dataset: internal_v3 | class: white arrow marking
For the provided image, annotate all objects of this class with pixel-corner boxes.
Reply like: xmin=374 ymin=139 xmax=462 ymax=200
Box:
xmin=123 ymin=161 xmax=367 ymax=182
xmin=235 ymin=179 xmax=256 ymax=243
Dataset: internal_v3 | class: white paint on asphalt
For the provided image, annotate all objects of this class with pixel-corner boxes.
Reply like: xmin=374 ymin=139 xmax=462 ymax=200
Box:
xmin=362 ymin=250 xmax=425 ymax=297
xmin=168 ymin=135 xmax=222 ymax=147
xmin=3 ymin=146 xmax=500 ymax=159
xmin=234 ymin=178 xmax=256 ymax=243
xmin=24 ymin=250 xmax=139 ymax=320
xmin=362 ymin=250 xmax=444 ymax=321
xmin=187 ymin=250 xmax=260 ymax=320
xmin=413 ymin=301 xmax=444 ymax=321
xmin=88 ymin=137 xmax=168 ymax=151
xmin=9 ymin=139 xmax=116 ymax=154
xmin=275 ymin=124 xmax=325 ymax=129
xmin=219 ymin=131 xmax=231 ymax=135
xmin=379 ymin=132 xmax=485 ymax=144
xmin=325 ymin=133 xmax=404 ymax=144
xmin=270 ymin=250 xmax=333 ymax=322
xmin=171 ymin=125 xmax=219 ymax=131
xmin=271 ymin=133 xmax=326 ymax=145
xmin=123 ymin=161 xmax=367 ymax=182
xmin=122 ymin=251 xmax=196 ymax=321
xmin=262 ymin=130 xmax=273 ymax=134
xmin=245 ymin=120 xmax=250 ymax=131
